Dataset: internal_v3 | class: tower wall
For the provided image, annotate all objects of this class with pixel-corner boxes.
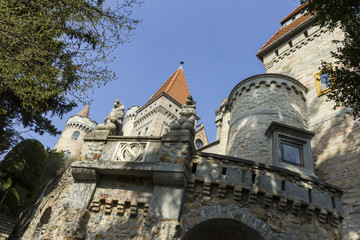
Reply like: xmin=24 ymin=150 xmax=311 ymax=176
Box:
xmin=54 ymin=115 xmax=97 ymax=163
xmin=260 ymin=18 xmax=360 ymax=238
xmin=132 ymin=95 xmax=181 ymax=136
xmin=226 ymin=74 xmax=307 ymax=164
xmin=122 ymin=106 xmax=139 ymax=136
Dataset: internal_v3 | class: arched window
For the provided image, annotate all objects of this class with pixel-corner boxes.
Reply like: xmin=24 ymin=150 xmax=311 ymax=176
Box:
xmin=71 ymin=131 xmax=80 ymax=140
xmin=195 ymin=139 xmax=203 ymax=149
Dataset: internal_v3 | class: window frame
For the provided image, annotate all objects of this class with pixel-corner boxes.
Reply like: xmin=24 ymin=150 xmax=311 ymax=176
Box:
xmin=195 ymin=139 xmax=203 ymax=149
xmin=314 ymin=65 xmax=334 ymax=96
xmin=265 ymin=122 xmax=315 ymax=176
xmin=280 ymin=139 xmax=304 ymax=167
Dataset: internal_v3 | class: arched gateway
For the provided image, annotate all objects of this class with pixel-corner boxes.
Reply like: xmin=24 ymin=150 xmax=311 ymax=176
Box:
xmin=183 ymin=219 xmax=264 ymax=240
xmin=180 ymin=205 xmax=277 ymax=240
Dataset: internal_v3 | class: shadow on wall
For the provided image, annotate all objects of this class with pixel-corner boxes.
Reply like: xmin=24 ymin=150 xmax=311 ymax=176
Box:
xmin=310 ymin=106 xmax=360 ymax=238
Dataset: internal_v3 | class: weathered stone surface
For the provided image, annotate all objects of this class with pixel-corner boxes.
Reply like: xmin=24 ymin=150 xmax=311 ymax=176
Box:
xmin=310 ymin=188 xmax=332 ymax=209
xmin=256 ymin=174 xmax=282 ymax=193
xmin=285 ymin=181 xmax=309 ymax=202
xmin=149 ymin=186 xmax=185 ymax=219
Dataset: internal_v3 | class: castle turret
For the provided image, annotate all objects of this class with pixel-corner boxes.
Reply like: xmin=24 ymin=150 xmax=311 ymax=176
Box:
xmin=54 ymin=104 xmax=97 ymax=164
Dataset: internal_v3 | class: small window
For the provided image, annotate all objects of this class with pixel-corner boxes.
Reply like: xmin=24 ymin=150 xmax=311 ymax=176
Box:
xmin=303 ymin=30 xmax=308 ymax=38
xmin=275 ymin=49 xmax=279 ymax=56
xmin=280 ymin=140 xmax=304 ymax=166
xmin=265 ymin=122 xmax=315 ymax=176
xmin=63 ymin=150 xmax=71 ymax=160
xmin=288 ymin=41 xmax=293 ymax=48
xmin=71 ymin=131 xmax=80 ymax=140
xmin=195 ymin=139 xmax=203 ymax=149
xmin=314 ymin=66 xmax=333 ymax=96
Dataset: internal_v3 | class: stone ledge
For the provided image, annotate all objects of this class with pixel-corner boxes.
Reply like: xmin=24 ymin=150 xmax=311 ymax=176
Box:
xmin=83 ymin=130 xmax=111 ymax=142
xmin=71 ymin=161 xmax=189 ymax=187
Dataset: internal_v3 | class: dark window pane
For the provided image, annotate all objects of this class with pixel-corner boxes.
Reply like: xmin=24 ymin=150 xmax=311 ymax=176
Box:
xmin=72 ymin=131 xmax=80 ymax=140
xmin=195 ymin=139 xmax=203 ymax=149
xmin=283 ymin=144 xmax=301 ymax=164
xmin=281 ymin=141 xmax=303 ymax=166
xmin=320 ymin=73 xmax=331 ymax=90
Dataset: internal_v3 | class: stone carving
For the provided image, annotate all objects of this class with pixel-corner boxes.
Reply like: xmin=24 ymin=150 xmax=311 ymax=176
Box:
xmin=169 ymin=95 xmax=196 ymax=136
xmin=96 ymin=99 xmax=125 ymax=135
xmin=117 ymin=142 xmax=146 ymax=162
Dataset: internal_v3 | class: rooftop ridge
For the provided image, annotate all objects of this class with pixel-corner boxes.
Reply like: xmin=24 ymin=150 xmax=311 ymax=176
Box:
xmin=257 ymin=4 xmax=313 ymax=61
xmin=280 ymin=2 xmax=309 ymax=25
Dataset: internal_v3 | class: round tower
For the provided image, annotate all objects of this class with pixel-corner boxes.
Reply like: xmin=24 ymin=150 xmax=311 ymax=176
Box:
xmin=122 ymin=106 xmax=139 ymax=136
xmin=54 ymin=104 xmax=97 ymax=164
xmin=226 ymin=74 xmax=308 ymax=165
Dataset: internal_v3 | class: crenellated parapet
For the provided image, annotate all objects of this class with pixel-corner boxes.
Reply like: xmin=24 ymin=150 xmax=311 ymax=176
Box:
xmin=183 ymin=152 xmax=343 ymax=238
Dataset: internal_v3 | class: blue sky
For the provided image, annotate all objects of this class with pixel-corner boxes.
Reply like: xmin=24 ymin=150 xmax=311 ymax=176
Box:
xmin=31 ymin=0 xmax=301 ymax=148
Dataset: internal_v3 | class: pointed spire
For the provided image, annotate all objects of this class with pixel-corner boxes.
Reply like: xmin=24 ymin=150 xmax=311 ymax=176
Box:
xmin=76 ymin=104 xmax=90 ymax=117
xmin=148 ymin=63 xmax=191 ymax=105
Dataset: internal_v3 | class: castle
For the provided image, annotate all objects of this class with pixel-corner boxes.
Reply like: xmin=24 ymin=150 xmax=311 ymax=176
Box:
xmin=18 ymin=3 xmax=359 ymax=240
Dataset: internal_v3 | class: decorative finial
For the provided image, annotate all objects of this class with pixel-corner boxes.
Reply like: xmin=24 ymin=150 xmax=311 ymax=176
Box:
xmin=179 ymin=61 xmax=184 ymax=69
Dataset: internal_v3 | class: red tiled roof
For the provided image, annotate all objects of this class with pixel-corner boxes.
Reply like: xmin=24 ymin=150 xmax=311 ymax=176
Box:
xmin=280 ymin=2 xmax=309 ymax=25
xmin=257 ymin=3 xmax=313 ymax=60
xmin=76 ymin=104 xmax=90 ymax=117
xmin=148 ymin=68 xmax=190 ymax=105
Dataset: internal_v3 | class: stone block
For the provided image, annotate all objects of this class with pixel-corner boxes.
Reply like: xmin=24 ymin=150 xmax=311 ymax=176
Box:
xmin=333 ymin=197 xmax=343 ymax=213
xmin=225 ymin=168 xmax=252 ymax=186
xmin=64 ymin=182 xmax=97 ymax=210
xmin=285 ymin=182 xmax=309 ymax=202
xmin=84 ymin=130 xmax=110 ymax=141
xmin=153 ymin=171 xmax=187 ymax=188
xmin=98 ymin=142 xmax=118 ymax=161
xmin=310 ymin=188 xmax=332 ymax=209
xmin=71 ymin=167 xmax=98 ymax=181
xmin=256 ymin=174 xmax=282 ymax=193
xmin=149 ymin=186 xmax=185 ymax=219
xmin=196 ymin=161 xmax=221 ymax=181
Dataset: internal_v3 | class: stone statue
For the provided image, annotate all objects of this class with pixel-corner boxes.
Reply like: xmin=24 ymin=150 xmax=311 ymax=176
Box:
xmin=179 ymin=95 xmax=196 ymax=118
xmin=169 ymin=95 xmax=197 ymax=136
xmin=96 ymin=99 xmax=125 ymax=135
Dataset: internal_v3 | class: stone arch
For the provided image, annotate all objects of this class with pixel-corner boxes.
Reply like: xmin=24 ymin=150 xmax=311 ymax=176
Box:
xmin=180 ymin=204 xmax=280 ymax=240
xmin=182 ymin=218 xmax=264 ymax=240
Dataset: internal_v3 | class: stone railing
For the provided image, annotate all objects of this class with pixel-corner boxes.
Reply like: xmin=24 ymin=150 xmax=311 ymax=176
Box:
xmin=188 ymin=152 xmax=343 ymax=228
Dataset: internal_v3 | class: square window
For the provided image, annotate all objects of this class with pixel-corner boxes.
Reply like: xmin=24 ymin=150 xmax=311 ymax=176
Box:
xmin=265 ymin=122 xmax=315 ymax=176
xmin=314 ymin=66 xmax=334 ymax=96
xmin=280 ymin=140 xmax=303 ymax=166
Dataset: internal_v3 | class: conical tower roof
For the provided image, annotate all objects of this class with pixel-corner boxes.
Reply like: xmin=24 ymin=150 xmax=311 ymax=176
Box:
xmin=148 ymin=64 xmax=190 ymax=105
xmin=76 ymin=104 xmax=90 ymax=117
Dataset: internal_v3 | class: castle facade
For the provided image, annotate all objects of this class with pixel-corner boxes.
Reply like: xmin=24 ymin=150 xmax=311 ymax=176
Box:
xmin=19 ymin=4 xmax=359 ymax=240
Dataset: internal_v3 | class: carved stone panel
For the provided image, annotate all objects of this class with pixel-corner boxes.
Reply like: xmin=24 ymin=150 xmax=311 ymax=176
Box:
xmin=114 ymin=142 xmax=148 ymax=162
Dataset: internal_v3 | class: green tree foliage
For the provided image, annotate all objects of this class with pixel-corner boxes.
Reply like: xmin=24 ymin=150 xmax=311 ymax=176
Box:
xmin=0 ymin=0 xmax=140 ymax=154
xmin=0 ymin=139 xmax=47 ymax=213
xmin=301 ymin=0 xmax=360 ymax=118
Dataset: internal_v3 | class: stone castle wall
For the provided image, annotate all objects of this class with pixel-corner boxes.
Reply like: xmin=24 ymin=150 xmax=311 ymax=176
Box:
xmin=261 ymin=22 xmax=360 ymax=239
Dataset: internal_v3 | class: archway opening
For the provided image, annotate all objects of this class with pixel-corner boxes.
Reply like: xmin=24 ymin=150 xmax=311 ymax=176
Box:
xmin=183 ymin=218 xmax=264 ymax=240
